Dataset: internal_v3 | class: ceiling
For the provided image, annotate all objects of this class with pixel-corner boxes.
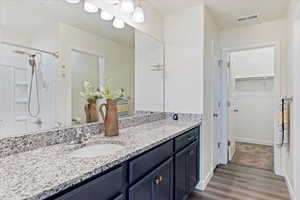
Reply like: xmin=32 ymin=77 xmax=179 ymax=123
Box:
xmin=148 ymin=0 xmax=290 ymax=29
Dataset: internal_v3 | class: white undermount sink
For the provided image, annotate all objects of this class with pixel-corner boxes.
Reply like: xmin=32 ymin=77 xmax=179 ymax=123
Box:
xmin=70 ymin=143 xmax=124 ymax=158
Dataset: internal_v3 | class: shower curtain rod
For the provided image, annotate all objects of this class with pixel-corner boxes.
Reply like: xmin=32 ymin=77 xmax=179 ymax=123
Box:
xmin=1 ymin=41 xmax=59 ymax=58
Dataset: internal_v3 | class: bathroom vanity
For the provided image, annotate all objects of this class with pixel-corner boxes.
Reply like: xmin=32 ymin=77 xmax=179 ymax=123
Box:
xmin=0 ymin=118 xmax=201 ymax=200
xmin=49 ymin=126 xmax=200 ymax=200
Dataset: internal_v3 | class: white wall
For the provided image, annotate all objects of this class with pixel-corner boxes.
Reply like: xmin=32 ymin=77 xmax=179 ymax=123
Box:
xmin=164 ymin=6 xmax=204 ymax=114
xmin=230 ymin=47 xmax=274 ymax=78
xmin=286 ymin=0 xmax=300 ymax=199
xmin=135 ymin=30 xmax=164 ymax=112
xmin=220 ymin=19 xmax=288 ymax=94
xmin=57 ymin=23 xmax=134 ymax=125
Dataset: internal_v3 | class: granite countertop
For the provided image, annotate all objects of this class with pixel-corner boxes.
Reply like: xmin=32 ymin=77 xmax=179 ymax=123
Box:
xmin=0 ymin=119 xmax=201 ymax=200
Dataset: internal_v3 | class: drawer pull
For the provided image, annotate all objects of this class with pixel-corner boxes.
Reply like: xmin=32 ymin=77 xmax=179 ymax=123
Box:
xmin=187 ymin=136 xmax=194 ymax=141
xmin=155 ymin=176 xmax=163 ymax=184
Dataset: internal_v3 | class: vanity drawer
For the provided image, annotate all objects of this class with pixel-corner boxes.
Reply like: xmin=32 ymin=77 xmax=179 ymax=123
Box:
xmin=55 ymin=165 xmax=127 ymax=200
xmin=129 ymin=140 xmax=173 ymax=184
xmin=175 ymin=127 xmax=198 ymax=152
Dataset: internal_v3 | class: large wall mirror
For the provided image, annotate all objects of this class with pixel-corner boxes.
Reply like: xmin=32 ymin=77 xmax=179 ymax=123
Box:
xmin=0 ymin=0 xmax=164 ymax=136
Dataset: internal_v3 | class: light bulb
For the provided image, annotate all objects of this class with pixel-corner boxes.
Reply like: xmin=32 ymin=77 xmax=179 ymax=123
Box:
xmin=113 ymin=18 xmax=125 ymax=29
xmin=104 ymin=0 xmax=120 ymax=5
xmin=121 ymin=0 xmax=134 ymax=13
xmin=84 ymin=1 xmax=98 ymax=13
xmin=132 ymin=6 xmax=144 ymax=23
xmin=101 ymin=10 xmax=114 ymax=21
xmin=64 ymin=0 xmax=81 ymax=4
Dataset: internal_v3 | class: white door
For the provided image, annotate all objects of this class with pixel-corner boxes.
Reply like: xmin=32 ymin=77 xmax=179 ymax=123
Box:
xmin=212 ymin=41 xmax=222 ymax=167
xmin=227 ymin=54 xmax=236 ymax=161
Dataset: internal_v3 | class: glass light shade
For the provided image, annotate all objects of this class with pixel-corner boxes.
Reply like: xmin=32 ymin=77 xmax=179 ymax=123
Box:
xmin=132 ymin=6 xmax=144 ymax=23
xmin=84 ymin=1 xmax=98 ymax=13
xmin=113 ymin=18 xmax=125 ymax=29
xmin=65 ymin=0 xmax=81 ymax=4
xmin=101 ymin=10 xmax=114 ymax=21
xmin=104 ymin=0 xmax=120 ymax=5
xmin=121 ymin=0 xmax=134 ymax=13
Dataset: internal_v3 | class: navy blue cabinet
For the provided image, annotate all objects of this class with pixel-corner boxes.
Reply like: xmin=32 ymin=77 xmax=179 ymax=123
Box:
xmin=53 ymin=165 xmax=127 ymax=200
xmin=51 ymin=126 xmax=200 ymax=200
xmin=129 ymin=158 xmax=173 ymax=200
xmin=174 ymin=131 xmax=199 ymax=200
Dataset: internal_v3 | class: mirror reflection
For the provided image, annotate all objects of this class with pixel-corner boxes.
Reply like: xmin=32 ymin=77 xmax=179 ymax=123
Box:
xmin=0 ymin=0 xmax=164 ymax=136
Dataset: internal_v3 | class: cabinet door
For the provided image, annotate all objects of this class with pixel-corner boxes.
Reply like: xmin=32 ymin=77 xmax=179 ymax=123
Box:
xmin=187 ymin=142 xmax=198 ymax=193
xmin=128 ymin=173 xmax=155 ymax=200
xmin=155 ymin=158 xmax=174 ymax=200
xmin=174 ymin=147 xmax=189 ymax=200
xmin=129 ymin=158 xmax=173 ymax=200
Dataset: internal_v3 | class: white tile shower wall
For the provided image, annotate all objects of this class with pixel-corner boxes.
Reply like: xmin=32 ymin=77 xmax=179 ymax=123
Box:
xmin=0 ymin=45 xmax=58 ymax=136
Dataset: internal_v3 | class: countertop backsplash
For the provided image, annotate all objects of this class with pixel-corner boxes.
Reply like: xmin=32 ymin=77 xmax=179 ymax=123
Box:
xmin=0 ymin=112 xmax=166 ymax=158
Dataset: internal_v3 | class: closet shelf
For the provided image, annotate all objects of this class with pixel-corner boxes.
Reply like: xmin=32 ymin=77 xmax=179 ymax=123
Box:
xmin=234 ymin=75 xmax=274 ymax=81
xmin=15 ymin=82 xmax=28 ymax=86
xmin=16 ymin=117 xmax=27 ymax=121
xmin=15 ymin=99 xmax=28 ymax=104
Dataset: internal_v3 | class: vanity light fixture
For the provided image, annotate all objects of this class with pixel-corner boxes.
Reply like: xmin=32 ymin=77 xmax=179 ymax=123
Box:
xmin=84 ymin=0 xmax=98 ymax=13
xmin=121 ymin=0 xmax=134 ymax=13
xmin=101 ymin=10 xmax=114 ymax=21
xmin=104 ymin=0 xmax=120 ymax=5
xmin=132 ymin=6 xmax=144 ymax=23
xmin=64 ymin=0 xmax=81 ymax=4
xmin=113 ymin=18 xmax=125 ymax=29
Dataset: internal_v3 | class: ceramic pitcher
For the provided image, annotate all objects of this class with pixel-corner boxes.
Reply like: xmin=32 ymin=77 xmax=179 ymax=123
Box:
xmin=99 ymin=99 xmax=119 ymax=137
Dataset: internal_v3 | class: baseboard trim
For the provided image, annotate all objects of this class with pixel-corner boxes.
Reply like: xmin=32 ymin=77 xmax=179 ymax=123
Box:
xmin=195 ymin=168 xmax=214 ymax=191
xmin=284 ymin=170 xmax=295 ymax=200
xmin=235 ymin=137 xmax=273 ymax=146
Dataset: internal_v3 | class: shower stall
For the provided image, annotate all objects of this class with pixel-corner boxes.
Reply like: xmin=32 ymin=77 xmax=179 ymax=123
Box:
xmin=0 ymin=43 xmax=58 ymax=136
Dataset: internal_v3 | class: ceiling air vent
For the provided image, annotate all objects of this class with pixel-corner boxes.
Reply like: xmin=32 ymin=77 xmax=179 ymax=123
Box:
xmin=238 ymin=14 xmax=260 ymax=22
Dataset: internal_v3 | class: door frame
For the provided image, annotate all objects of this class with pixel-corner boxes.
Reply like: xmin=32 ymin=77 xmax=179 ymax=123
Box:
xmin=68 ymin=47 xmax=106 ymax=124
xmin=219 ymin=41 xmax=282 ymax=175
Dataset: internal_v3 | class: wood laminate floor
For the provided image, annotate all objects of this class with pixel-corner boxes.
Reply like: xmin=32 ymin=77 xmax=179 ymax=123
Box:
xmin=189 ymin=163 xmax=290 ymax=200
xmin=231 ymin=142 xmax=274 ymax=171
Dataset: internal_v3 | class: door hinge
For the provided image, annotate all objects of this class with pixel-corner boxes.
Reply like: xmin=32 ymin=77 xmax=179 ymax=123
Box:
xmin=228 ymin=140 xmax=231 ymax=146
xmin=227 ymin=62 xmax=231 ymax=68
xmin=227 ymin=101 xmax=231 ymax=107
xmin=218 ymin=59 xmax=223 ymax=66
xmin=218 ymin=142 xmax=221 ymax=148
xmin=218 ymin=102 xmax=221 ymax=108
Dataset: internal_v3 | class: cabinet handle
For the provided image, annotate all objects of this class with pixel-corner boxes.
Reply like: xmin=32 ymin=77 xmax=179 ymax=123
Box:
xmin=187 ymin=136 xmax=194 ymax=141
xmin=155 ymin=176 xmax=163 ymax=184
